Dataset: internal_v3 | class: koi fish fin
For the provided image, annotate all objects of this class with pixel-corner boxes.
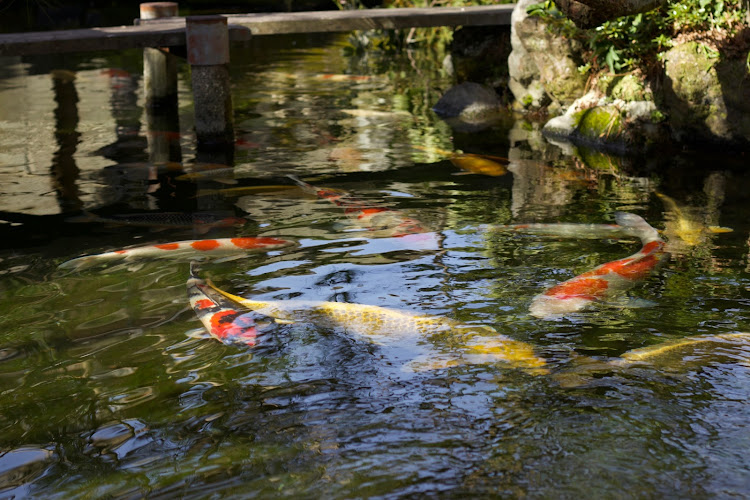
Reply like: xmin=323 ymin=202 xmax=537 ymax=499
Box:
xmin=603 ymin=296 xmax=659 ymax=310
xmin=213 ymin=178 xmax=239 ymax=185
xmin=707 ymin=226 xmax=733 ymax=234
xmin=212 ymin=254 xmax=250 ymax=264
xmin=58 ymin=255 xmax=97 ymax=271
xmin=286 ymin=174 xmax=312 ymax=190
xmin=403 ymin=355 xmax=462 ymax=372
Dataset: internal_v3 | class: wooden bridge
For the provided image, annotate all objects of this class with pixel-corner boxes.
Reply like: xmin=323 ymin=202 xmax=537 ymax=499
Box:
xmin=0 ymin=4 xmax=514 ymax=57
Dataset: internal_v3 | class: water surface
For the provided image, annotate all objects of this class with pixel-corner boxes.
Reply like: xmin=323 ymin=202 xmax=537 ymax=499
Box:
xmin=1 ymin=32 xmax=750 ymax=498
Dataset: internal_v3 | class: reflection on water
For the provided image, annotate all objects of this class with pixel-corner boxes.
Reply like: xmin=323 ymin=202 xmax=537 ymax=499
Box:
xmin=1 ymin=32 xmax=750 ymax=498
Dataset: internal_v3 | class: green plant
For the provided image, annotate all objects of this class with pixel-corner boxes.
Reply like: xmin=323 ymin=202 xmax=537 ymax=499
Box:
xmin=528 ymin=0 xmax=748 ymax=75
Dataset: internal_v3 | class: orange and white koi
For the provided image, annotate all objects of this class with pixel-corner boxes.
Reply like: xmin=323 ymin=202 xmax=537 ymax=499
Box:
xmin=529 ymin=212 xmax=669 ymax=318
xmin=286 ymin=175 xmax=428 ymax=237
xmin=187 ymin=262 xmax=274 ymax=346
xmin=59 ymin=236 xmax=297 ymax=270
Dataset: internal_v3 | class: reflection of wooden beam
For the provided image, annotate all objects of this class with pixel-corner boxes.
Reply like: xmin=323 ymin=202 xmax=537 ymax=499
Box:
xmin=0 ymin=4 xmax=514 ymax=56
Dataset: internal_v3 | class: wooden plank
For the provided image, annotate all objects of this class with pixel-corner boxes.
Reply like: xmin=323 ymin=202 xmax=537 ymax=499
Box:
xmin=143 ymin=5 xmax=516 ymax=35
xmin=0 ymin=5 xmax=513 ymax=56
xmin=0 ymin=24 xmax=251 ymax=57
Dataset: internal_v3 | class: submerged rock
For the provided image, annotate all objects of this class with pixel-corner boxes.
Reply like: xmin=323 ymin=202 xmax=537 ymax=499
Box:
xmin=433 ymin=81 xmax=501 ymax=119
xmin=433 ymin=81 xmax=509 ymax=131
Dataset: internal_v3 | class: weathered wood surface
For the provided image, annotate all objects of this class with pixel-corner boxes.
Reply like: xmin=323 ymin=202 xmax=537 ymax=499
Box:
xmin=145 ymin=5 xmax=515 ymax=35
xmin=0 ymin=5 xmax=514 ymax=56
xmin=0 ymin=24 xmax=251 ymax=57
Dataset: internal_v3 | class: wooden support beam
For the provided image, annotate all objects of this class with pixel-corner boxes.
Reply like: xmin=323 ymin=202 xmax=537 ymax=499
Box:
xmin=0 ymin=5 xmax=513 ymax=56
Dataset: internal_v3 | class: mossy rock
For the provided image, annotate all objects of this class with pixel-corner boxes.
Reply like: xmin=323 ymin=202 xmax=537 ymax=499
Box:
xmin=575 ymin=106 xmax=623 ymax=142
xmin=662 ymin=41 xmax=750 ymax=144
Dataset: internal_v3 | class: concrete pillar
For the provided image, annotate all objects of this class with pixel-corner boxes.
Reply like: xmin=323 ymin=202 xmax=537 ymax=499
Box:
xmin=186 ymin=15 xmax=235 ymax=148
xmin=140 ymin=2 xmax=183 ymax=205
xmin=141 ymin=2 xmax=179 ymax=110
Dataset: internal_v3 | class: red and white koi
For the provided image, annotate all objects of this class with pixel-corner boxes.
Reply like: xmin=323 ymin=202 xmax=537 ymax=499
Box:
xmin=187 ymin=262 xmax=274 ymax=346
xmin=59 ymin=236 xmax=297 ymax=270
xmin=286 ymin=175 xmax=428 ymax=237
xmin=528 ymin=212 xmax=669 ymax=318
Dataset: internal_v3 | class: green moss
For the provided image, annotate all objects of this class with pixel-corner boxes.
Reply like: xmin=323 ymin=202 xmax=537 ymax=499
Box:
xmin=610 ymin=74 xmax=651 ymax=101
xmin=576 ymin=106 xmax=623 ymax=140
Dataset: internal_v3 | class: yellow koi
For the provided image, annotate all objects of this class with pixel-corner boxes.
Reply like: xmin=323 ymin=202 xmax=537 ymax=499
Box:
xmin=656 ymin=192 xmax=732 ymax=247
xmin=207 ymin=279 xmax=547 ymax=373
xmin=412 ymin=145 xmax=509 ymax=176
xmin=616 ymin=333 xmax=750 ymax=365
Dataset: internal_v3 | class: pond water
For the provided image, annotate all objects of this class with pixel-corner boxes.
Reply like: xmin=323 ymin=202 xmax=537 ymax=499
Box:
xmin=1 ymin=31 xmax=750 ymax=498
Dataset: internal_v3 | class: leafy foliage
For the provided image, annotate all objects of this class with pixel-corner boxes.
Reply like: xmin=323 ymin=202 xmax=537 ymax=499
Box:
xmin=528 ymin=0 xmax=748 ymax=74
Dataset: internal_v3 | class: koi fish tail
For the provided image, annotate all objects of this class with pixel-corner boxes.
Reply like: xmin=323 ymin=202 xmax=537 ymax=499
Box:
xmin=57 ymin=252 xmax=122 ymax=271
xmin=614 ymin=211 xmax=660 ymax=242
xmin=187 ymin=262 xmax=275 ymax=346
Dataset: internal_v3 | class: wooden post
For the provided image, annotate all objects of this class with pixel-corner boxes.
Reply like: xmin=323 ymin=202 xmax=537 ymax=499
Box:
xmin=186 ymin=15 xmax=235 ymax=148
xmin=141 ymin=2 xmax=179 ymax=110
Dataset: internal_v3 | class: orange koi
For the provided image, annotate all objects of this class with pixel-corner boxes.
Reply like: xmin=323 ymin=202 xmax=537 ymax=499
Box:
xmin=412 ymin=145 xmax=510 ymax=176
xmin=286 ymin=175 xmax=428 ymax=237
xmin=529 ymin=212 xmax=669 ymax=318
xmin=187 ymin=262 xmax=274 ymax=346
xmin=59 ymin=236 xmax=297 ymax=271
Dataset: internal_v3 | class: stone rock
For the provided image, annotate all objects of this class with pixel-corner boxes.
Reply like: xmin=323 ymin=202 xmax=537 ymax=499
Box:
xmin=508 ymin=0 xmax=586 ymax=109
xmin=433 ymin=81 xmax=502 ymax=121
xmin=663 ymin=41 xmax=750 ymax=145
xmin=508 ymin=0 xmax=548 ymax=109
xmin=514 ymin=16 xmax=586 ymax=106
xmin=543 ymin=91 xmax=669 ymax=154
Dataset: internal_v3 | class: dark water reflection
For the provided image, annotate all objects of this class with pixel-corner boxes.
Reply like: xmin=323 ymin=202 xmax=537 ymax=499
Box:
xmin=1 ymin=33 xmax=750 ymax=498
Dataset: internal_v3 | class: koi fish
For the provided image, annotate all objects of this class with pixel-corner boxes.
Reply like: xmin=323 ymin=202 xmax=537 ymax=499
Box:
xmin=413 ymin=145 xmax=510 ymax=176
xmin=485 ymin=221 xmax=638 ymax=240
xmin=66 ymin=211 xmax=247 ymax=232
xmin=656 ymin=191 xmax=732 ymax=248
xmin=616 ymin=332 xmax=750 ymax=366
xmin=176 ymin=165 xmax=238 ymax=184
xmin=529 ymin=212 xmax=669 ymax=318
xmin=340 ymin=109 xmax=411 ymax=119
xmin=58 ymin=236 xmax=297 ymax=270
xmin=286 ymin=175 xmax=428 ymax=237
xmin=206 ymin=278 xmax=547 ymax=372
xmin=187 ymin=263 xmax=275 ymax=346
